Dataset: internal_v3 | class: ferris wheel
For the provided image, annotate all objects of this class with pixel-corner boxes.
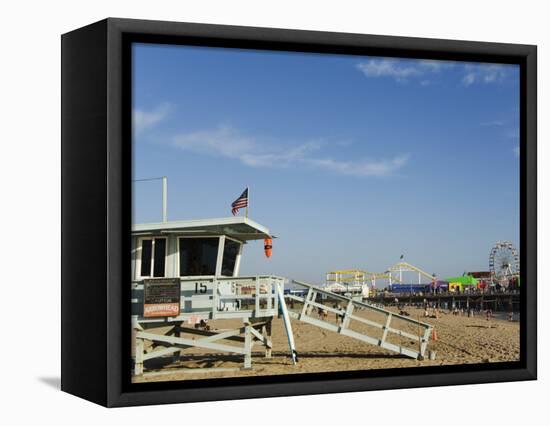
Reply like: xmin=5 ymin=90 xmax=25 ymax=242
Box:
xmin=489 ymin=241 xmax=519 ymax=282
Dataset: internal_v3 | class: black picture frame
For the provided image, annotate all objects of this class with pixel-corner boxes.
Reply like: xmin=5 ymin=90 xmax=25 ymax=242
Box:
xmin=61 ymin=17 xmax=537 ymax=407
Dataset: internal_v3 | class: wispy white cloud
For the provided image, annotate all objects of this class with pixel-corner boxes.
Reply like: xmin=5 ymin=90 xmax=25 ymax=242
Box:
xmin=357 ymin=59 xmax=422 ymax=81
xmin=462 ymin=64 xmax=508 ymax=86
xmin=480 ymin=120 xmax=505 ymax=127
xmin=172 ymin=125 xmax=408 ymax=177
xmin=133 ymin=103 xmax=172 ymax=135
xmin=173 ymin=125 xmax=255 ymax=159
xmin=462 ymin=72 xmax=475 ymax=86
xmin=356 ymin=58 xmax=454 ymax=84
xmin=418 ymin=60 xmax=447 ymax=72
xmin=304 ymin=155 xmax=409 ymax=177
xmin=357 ymin=58 xmax=511 ymax=88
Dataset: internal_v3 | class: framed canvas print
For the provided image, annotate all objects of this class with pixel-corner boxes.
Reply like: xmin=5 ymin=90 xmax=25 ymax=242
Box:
xmin=61 ymin=18 xmax=536 ymax=407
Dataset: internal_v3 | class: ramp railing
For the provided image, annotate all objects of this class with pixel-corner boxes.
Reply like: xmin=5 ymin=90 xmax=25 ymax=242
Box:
xmin=288 ymin=280 xmax=433 ymax=360
xmin=131 ymin=275 xmax=285 ymax=323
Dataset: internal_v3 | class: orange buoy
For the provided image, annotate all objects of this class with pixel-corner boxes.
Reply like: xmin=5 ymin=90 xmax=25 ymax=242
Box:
xmin=264 ymin=238 xmax=272 ymax=258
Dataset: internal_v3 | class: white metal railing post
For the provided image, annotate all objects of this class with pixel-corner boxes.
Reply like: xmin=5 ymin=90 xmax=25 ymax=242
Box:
xmin=212 ymin=279 xmax=218 ymax=319
xmin=255 ymin=277 xmax=260 ymax=315
xmin=267 ymin=278 xmax=272 ymax=311
xmin=275 ymin=279 xmax=279 ymax=310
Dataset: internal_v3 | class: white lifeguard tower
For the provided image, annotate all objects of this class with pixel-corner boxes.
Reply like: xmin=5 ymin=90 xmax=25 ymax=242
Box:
xmin=131 ymin=216 xmax=296 ymax=375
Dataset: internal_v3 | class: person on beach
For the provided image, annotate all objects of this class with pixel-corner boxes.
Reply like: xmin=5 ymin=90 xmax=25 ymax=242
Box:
xmin=335 ymin=303 xmax=343 ymax=325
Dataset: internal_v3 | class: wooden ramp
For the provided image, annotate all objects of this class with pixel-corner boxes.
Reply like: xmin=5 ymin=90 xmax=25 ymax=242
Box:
xmin=288 ymin=280 xmax=433 ymax=360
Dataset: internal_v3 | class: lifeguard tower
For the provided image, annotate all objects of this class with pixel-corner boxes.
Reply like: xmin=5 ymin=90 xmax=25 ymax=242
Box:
xmin=131 ymin=216 xmax=296 ymax=375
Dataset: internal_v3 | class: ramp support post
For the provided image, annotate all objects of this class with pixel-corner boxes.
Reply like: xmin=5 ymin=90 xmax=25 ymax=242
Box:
xmin=172 ymin=323 xmax=181 ymax=363
xmin=263 ymin=319 xmax=273 ymax=358
xmin=276 ymin=282 xmax=298 ymax=364
xmin=135 ymin=337 xmax=144 ymax=376
xmin=244 ymin=323 xmax=252 ymax=369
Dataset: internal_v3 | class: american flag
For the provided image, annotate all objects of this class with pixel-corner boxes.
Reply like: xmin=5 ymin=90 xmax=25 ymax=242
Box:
xmin=231 ymin=188 xmax=248 ymax=216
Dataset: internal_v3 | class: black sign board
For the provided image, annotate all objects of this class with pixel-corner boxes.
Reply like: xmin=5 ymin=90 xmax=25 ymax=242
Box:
xmin=143 ymin=278 xmax=181 ymax=318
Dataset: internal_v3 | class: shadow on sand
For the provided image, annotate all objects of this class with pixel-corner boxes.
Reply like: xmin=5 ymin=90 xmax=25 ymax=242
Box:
xmin=142 ymin=350 xmax=409 ymax=371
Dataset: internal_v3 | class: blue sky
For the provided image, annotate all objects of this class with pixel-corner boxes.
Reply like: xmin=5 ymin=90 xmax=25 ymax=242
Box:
xmin=132 ymin=43 xmax=520 ymax=283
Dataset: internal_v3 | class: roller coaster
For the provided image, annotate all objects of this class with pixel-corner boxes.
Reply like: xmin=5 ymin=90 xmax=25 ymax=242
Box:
xmin=325 ymin=261 xmax=437 ymax=296
xmin=326 ymin=261 xmax=434 ymax=288
xmin=386 ymin=261 xmax=436 ymax=285
xmin=326 ymin=269 xmax=399 ymax=288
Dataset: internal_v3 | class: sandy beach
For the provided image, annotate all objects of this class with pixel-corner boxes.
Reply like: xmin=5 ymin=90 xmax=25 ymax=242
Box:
xmin=132 ymin=305 xmax=520 ymax=383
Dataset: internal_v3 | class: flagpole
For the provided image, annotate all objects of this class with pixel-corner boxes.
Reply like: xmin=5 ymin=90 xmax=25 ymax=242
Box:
xmin=246 ymin=186 xmax=249 ymax=218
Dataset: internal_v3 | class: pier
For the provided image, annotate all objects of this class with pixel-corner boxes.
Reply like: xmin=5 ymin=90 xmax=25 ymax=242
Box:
xmin=368 ymin=292 xmax=520 ymax=312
